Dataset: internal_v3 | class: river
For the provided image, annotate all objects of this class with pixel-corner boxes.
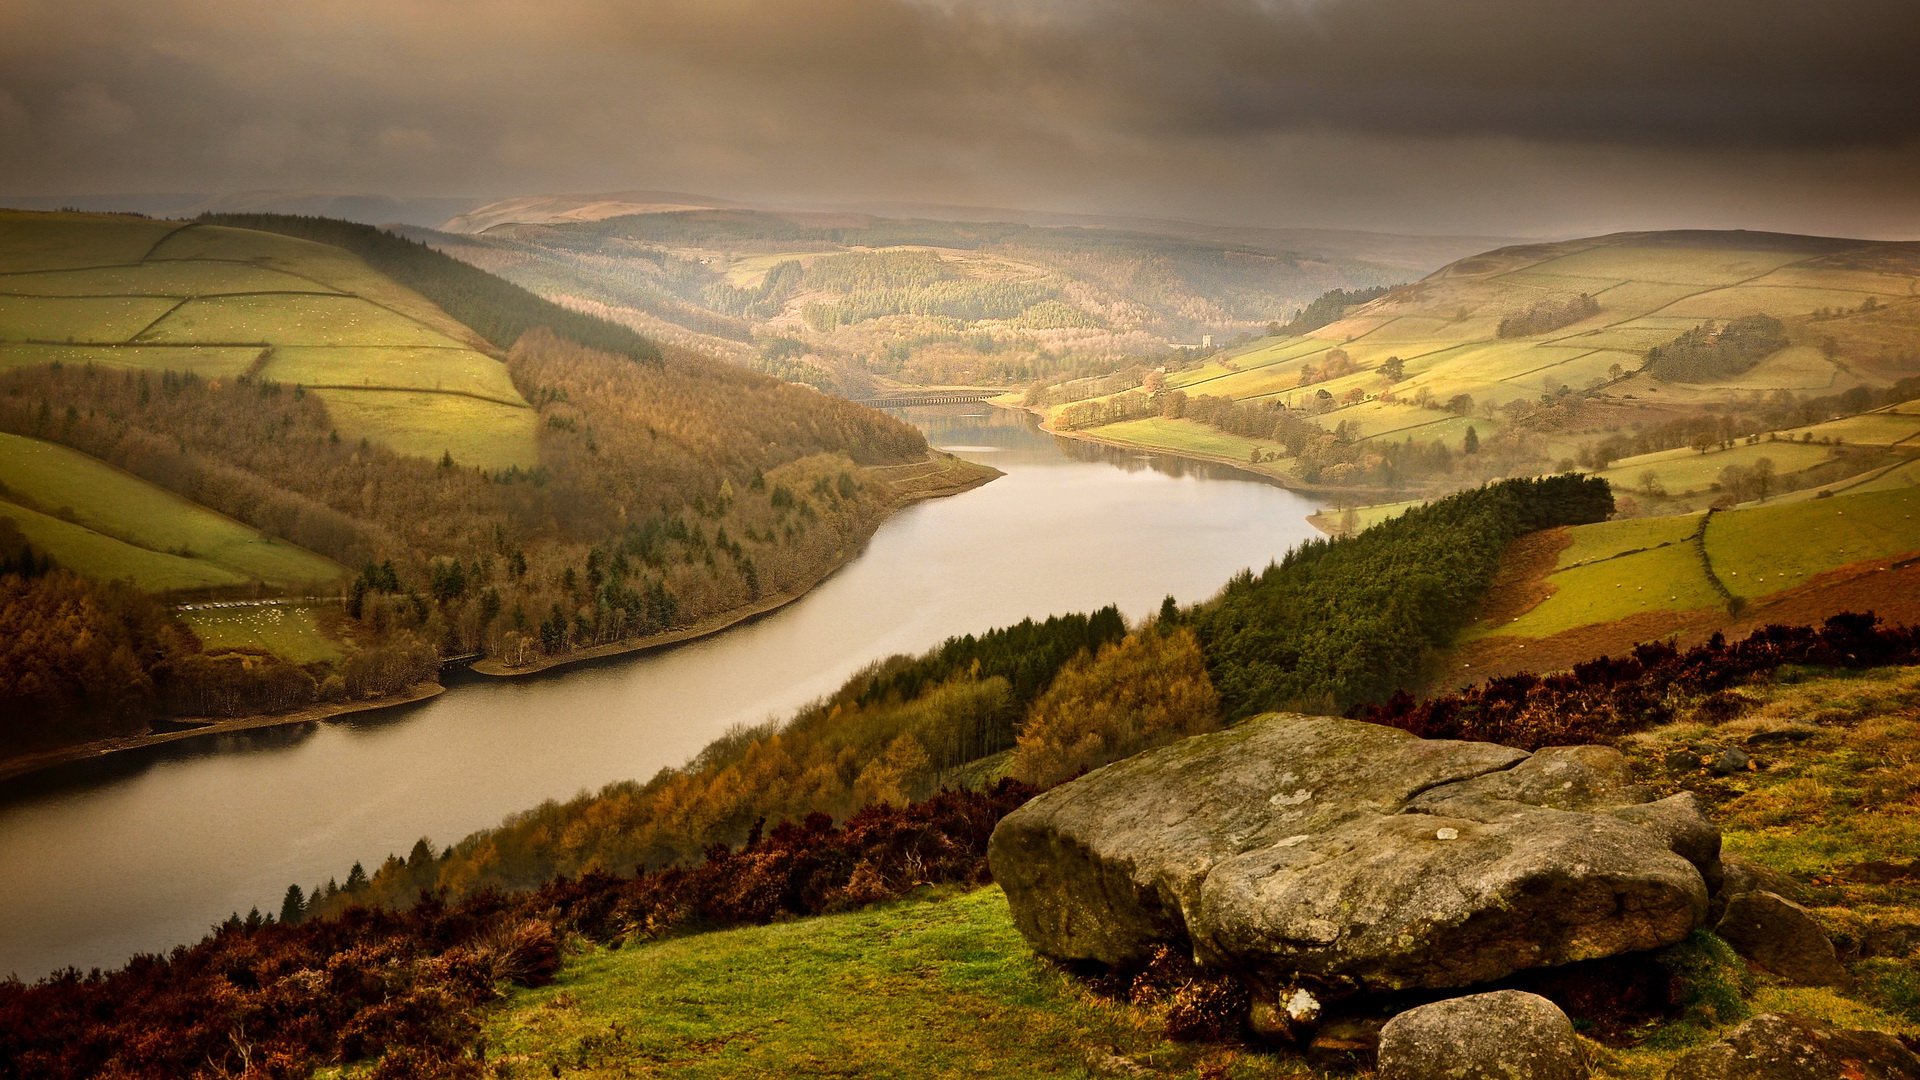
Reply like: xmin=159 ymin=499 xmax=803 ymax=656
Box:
xmin=0 ymin=405 xmax=1321 ymax=980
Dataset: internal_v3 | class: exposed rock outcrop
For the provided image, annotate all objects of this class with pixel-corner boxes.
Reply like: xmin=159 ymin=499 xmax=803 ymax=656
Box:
xmin=1375 ymin=990 xmax=1589 ymax=1080
xmin=1666 ymin=1012 xmax=1920 ymax=1080
xmin=988 ymin=713 xmax=1719 ymax=997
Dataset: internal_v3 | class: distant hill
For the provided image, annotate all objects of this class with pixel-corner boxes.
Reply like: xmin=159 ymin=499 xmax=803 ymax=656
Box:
xmin=1035 ymin=229 xmax=1920 ymax=506
xmin=438 ymin=190 xmax=749 ymax=234
xmin=400 ymin=208 xmax=1413 ymax=392
xmin=0 ymin=192 xmax=490 ymax=229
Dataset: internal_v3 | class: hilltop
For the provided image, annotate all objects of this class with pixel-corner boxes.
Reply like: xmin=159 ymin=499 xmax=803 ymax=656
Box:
xmin=0 ymin=210 xmax=990 ymax=766
xmin=395 ymin=208 xmax=1411 ymax=394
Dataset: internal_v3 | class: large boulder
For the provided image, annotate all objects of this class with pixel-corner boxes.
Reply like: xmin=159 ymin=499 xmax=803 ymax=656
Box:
xmin=1666 ymin=1012 xmax=1920 ymax=1080
xmin=1375 ymin=990 xmax=1589 ymax=1080
xmin=989 ymin=714 xmax=1718 ymax=995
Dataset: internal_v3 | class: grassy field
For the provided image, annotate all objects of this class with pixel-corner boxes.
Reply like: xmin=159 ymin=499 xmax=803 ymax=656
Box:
xmin=313 ymin=388 xmax=540 ymax=469
xmin=0 ymin=210 xmax=538 ymax=469
xmin=1075 ymin=416 xmax=1293 ymax=476
xmin=1477 ymin=485 xmax=1920 ymax=640
xmin=182 ymin=604 xmax=344 ymax=662
xmin=1706 ymin=486 xmax=1920 ymax=598
xmin=0 ymin=499 xmax=250 ymax=592
xmin=0 ymin=343 xmax=265 ymax=378
xmin=1557 ymin=511 xmax=1703 ymax=568
xmin=480 ymin=886 xmax=1289 ymax=1080
xmin=1596 ymin=440 xmax=1842 ymax=496
xmin=0 ymin=430 xmax=345 ymax=592
xmin=1488 ymin=541 xmax=1722 ymax=639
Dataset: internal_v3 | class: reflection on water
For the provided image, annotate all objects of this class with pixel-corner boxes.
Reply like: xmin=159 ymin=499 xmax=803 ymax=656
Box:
xmin=0 ymin=405 xmax=1322 ymax=979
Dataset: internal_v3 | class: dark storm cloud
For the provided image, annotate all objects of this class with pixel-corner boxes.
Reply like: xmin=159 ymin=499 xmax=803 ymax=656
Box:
xmin=1 ymin=0 xmax=1916 ymax=234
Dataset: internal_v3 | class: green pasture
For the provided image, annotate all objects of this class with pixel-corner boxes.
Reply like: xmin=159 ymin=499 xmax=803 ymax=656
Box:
xmin=1488 ymin=541 xmax=1722 ymax=640
xmin=1787 ymin=409 xmax=1920 ymax=448
xmin=0 ymin=261 xmax=336 ymax=297
xmin=183 ymin=604 xmax=344 ymax=663
xmin=146 ymin=224 xmax=486 ymax=345
xmin=482 ymin=886 xmax=1277 ymax=1080
xmin=0 ymin=431 xmax=345 ymax=591
xmin=262 ymin=345 xmax=527 ymax=404
xmin=1081 ymin=417 xmax=1290 ymax=473
xmin=0 ymin=211 xmax=181 ymax=273
xmin=0 ymin=294 xmax=181 ymax=342
xmin=1656 ymin=285 xmax=1890 ymax=321
xmin=314 ymin=388 xmax=540 ymax=470
xmin=1713 ymin=346 xmax=1844 ymax=391
xmin=138 ymin=294 xmax=459 ymax=348
xmin=1706 ymin=486 xmax=1920 ymax=599
xmin=0 ymin=343 xmax=265 ymax=378
xmin=1755 ymin=264 xmax=1918 ymax=295
xmin=1557 ymin=511 xmax=1703 ymax=569
xmin=0 ymin=500 xmax=248 ymax=592
xmin=1597 ymin=439 xmax=1841 ymax=496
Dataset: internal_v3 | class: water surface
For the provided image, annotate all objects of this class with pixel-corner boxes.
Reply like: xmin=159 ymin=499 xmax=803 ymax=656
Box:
xmin=0 ymin=405 xmax=1320 ymax=978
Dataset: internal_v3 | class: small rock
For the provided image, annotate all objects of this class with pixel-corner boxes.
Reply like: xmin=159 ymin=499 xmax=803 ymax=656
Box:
xmin=1086 ymin=1050 xmax=1152 ymax=1078
xmin=1846 ymin=860 xmax=1920 ymax=885
xmin=1863 ymin=921 xmax=1920 ymax=959
xmin=1376 ymin=991 xmax=1589 ymax=1080
xmin=1714 ymin=891 xmax=1850 ymax=987
xmin=1666 ymin=1012 xmax=1920 ymax=1080
xmin=1710 ymin=747 xmax=1752 ymax=775
xmin=1666 ymin=749 xmax=1706 ymax=771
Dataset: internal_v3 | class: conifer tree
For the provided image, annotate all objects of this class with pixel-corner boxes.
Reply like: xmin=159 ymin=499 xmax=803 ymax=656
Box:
xmin=279 ymin=884 xmax=306 ymax=926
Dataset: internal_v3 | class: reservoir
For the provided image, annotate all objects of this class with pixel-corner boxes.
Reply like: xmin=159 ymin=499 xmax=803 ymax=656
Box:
xmin=0 ymin=405 xmax=1321 ymax=980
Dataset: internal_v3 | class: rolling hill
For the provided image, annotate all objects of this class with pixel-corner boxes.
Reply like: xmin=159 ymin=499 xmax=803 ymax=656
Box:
xmin=396 ymin=208 xmax=1412 ymax=393
xmin=0 ymin=209 xmax=988 ymax=763
xmin=1031 ymin=230 xmax=1920 ymax=500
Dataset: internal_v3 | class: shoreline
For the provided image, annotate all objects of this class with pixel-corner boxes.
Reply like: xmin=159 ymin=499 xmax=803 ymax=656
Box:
xmin=470 ymin=450 xmax=999 ymax=678
xmin=995 ymin=398 xmax=1366 ymax=503
xmin=0 ymin=452 xmax=998 ymax=785
xmin=0 ymin=683 xmax=446 ymax=785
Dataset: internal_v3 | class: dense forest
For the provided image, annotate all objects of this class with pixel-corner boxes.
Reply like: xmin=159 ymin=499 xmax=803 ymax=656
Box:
xmin=1645 ymin=314 xmax=1790 ymax=382
xmin=1192 ymin=474 xmax=1615 ymax=715
xmin=1277 ymin=284 xmax=1396 ymax=335
xmin=1496 ymin=293 xmax=1601 ymax=338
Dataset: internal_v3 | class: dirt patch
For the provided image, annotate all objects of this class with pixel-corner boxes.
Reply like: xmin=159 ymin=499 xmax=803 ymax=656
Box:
xmin=1470 ymin=527 xmax=1572 ymax=630
xmin=1730 ymin=554 xmax=1920 ymax=635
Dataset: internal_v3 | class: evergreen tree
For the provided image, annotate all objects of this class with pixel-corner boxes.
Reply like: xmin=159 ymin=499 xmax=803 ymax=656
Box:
xmin=279 ymin=884 xmax=306 ymax=926
xmin=344 ymin=862 xmax=369 ymax=893
xmin=1463 ymin=425 xmax=1480 ymax=455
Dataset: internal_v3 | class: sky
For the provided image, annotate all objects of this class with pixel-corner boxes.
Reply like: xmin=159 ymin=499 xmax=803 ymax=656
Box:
xmin=2 ymin=0 xmax=1918 ymax=237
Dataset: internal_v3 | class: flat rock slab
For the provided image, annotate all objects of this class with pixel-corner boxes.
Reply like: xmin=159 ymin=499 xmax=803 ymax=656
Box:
xmin=990 ymin=713 xmax=1717 ymax=994
xmin=1377 ymin=990 xmax=1589 ymax=1080
xmin=1667 ymin=1012 xmax=1920 ymax=1080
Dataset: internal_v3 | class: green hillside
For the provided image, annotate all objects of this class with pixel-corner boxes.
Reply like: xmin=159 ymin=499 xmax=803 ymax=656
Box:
xmin=0 ymin=211 xmax=540 ymax=470
xmin=1039 ymin=230 xmax=1920 ymax=505
xmin=1471 ymin=485 xmax=1920 ymax=641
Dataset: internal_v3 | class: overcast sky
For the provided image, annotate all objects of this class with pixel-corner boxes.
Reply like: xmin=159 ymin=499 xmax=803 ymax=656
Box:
xmin=3 ymin=0 xmax=1917 ymax=237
